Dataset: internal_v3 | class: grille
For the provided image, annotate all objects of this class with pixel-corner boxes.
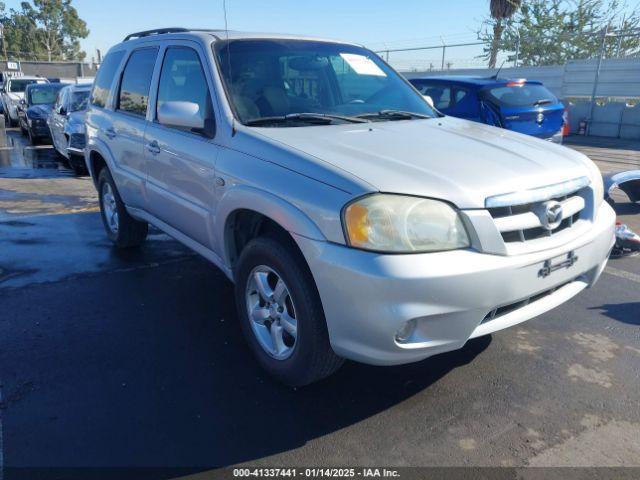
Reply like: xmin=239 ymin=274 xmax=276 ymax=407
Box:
xmin=482 ymin=280 xmax=573 ymax=324
xmin=488 ymin=188 xmax=587 ymax=244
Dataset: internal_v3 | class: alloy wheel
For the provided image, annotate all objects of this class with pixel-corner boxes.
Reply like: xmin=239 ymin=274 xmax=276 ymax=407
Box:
xmin=101 ymin=182 xmax=119 ymax=234
xmin=245 ymin=265 xmax=298 ymax=360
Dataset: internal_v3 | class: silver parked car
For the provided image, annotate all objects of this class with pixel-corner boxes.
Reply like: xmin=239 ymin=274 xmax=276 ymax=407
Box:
xmin=85 ymin=28 xmax=615 ymax=386
xmin=49 ymin=83 xmax=92 ymax=174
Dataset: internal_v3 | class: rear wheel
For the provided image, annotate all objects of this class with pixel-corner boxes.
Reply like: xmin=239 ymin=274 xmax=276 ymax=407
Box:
xmin=235 ymin=235 xmax=343 ymax=386
xmin=98 ymin=168 xmax=148 ymax=248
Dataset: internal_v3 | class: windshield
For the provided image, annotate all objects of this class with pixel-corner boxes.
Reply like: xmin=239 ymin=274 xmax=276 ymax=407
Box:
xmin=70 ymin=90 xmax=90 ymax=111
xmin=484 ymin=83 xmax=558 ymax=107
xmin=10 ymin=79 xmax=45 ymax=93
xmin=214 ymin=39 xmax=436 ymax=125
xmin=28 ymin=85 xmax=64 ymax=105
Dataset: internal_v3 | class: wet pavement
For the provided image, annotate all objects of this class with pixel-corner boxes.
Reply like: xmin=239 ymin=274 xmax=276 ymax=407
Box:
xmin=0 ymin=130 xmax=639 ymax=476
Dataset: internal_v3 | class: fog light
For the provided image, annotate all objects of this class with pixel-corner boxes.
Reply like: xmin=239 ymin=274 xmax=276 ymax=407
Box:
xmin=395 ymin=319 xmax=416 ymax=344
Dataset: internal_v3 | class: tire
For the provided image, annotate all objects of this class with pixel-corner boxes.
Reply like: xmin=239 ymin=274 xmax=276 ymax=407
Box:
xmin=98 ymin=167 xmax=148 ymax=248
xmin=27 ymin=128 xmax=38 ymax=146
xmin=70 ymin=154 xmax=88 ymax=176
xmin=235 ymin=235 xmax=344 ymax=386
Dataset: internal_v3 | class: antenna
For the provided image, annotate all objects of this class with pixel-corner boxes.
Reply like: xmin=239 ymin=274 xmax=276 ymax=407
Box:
xmin=490 ymin=59 xmax=507 ymax=80
xmin=222 ymin=0 xmax=236 ymax=135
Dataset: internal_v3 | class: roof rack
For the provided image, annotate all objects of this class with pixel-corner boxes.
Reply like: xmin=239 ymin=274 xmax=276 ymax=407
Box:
xmin=123 ymin=28 xmax=224 ymax=41
xmin=123 ymin=28 xmax=190 ymax=41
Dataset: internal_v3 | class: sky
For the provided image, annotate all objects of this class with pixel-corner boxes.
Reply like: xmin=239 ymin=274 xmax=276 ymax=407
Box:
xmin=4 ymin=0 xmax=639 ymax=70
xmin=3 ymin=0 xmax=492 ymax=68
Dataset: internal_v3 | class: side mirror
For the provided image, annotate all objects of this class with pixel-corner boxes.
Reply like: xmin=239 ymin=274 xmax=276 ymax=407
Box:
xmin=423 ymin=95 xmax=434 ymax=108
xmin=58 ymin=106 xmax=67 ymax=116
xmin=157 ymin=101 xmax=204 ymax=130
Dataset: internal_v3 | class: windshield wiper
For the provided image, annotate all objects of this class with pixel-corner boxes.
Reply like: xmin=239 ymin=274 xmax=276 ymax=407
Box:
xmin=532 ymin=99 xmax=553 ymax=107
xmin=355 ymin=110 xmax=433 ymax=120
xmin=245 ymin=112 xmax=368 ymax=126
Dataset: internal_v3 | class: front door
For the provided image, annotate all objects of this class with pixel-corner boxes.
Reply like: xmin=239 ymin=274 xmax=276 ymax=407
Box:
xmin=144 ymin=43 xmax=220 ymax=251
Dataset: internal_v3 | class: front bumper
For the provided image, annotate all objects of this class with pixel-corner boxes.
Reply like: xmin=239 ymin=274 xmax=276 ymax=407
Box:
xmin=294 ymin=202 xmax=615 ymax=366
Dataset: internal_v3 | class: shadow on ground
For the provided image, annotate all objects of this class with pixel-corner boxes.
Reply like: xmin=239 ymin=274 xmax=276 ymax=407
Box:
xmin=590 ymin=302 xmax=640 ymax=325
xmin=0 ymin=255 xmax=491 ymax=474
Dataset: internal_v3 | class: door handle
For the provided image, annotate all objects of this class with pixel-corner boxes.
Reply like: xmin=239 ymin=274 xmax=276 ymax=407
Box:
xmin=146 ymin=140 xmax=161 ymax=155
xmin=104 ymin=127 xmax=116 ymax=140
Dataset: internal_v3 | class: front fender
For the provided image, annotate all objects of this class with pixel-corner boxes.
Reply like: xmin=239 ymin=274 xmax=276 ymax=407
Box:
xmin=215 ymin=184 xmax=326 ymax=266
xmin=85 ymin=137 xmax=118 ymax=188
xmin=605 ymin=170 xmax=640 ymax=203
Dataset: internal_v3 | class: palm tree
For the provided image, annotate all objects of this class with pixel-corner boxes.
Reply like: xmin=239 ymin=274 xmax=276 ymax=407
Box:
xmin=488 ymin=0 xmax=522 ymax=68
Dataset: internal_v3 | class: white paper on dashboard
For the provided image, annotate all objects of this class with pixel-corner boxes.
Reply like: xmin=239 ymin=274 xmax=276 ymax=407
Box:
xmin=339 ymin=53 xmax=387 ymax=77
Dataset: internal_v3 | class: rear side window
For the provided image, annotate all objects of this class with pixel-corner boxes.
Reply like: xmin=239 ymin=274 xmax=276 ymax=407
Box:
xmin=118 ymin=48 xmax=158 ymax=116
xmin=91 ymin=50 xmax=125 ymax=108
xmin=485 ymin=83 xmax=557 ymax=107
xmin=156 ymin=47 xmax=213 ymax=134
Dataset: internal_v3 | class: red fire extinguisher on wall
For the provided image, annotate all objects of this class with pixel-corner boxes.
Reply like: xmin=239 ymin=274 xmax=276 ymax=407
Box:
xmin=578 ymin=118 xmax=588 ymax=135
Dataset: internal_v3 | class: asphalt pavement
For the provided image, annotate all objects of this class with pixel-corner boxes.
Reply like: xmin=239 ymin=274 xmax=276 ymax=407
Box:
xmin=0 ymin=130 xmax=639 ymax=478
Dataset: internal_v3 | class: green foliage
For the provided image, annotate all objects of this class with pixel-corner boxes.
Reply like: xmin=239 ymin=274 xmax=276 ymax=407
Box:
xmin=479 ymin=0 xmax=640 ymax=66
xmin=0 ymin=0 xmax=89 ymax=61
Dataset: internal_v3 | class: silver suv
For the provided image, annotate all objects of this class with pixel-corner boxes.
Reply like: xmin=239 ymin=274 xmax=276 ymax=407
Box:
xmin=86 ymin=28 xmax=615 ymax=386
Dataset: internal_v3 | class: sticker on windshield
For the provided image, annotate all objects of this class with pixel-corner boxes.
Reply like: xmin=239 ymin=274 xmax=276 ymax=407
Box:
xmin=339 ymin=53 xmax=387 ymax=77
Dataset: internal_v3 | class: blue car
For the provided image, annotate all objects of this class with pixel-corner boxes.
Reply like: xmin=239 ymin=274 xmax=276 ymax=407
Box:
xmin=408 ymin=76 xmax=567 ymax=143
xmin=17 ymin=82 xmax=67 ymax=145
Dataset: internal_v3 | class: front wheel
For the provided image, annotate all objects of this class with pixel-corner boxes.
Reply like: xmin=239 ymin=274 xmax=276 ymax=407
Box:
xmin=235 ymin=236 xmax=343 ymax=386
xmin=98 ymin=168 xmax=148 ymax=248
xmin=27 ymin=128 xmax=38 ymax=146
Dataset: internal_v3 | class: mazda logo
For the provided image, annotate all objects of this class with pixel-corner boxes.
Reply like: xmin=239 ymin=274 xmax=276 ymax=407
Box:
xmin=536 ymin=200 xmax=564 ymax=230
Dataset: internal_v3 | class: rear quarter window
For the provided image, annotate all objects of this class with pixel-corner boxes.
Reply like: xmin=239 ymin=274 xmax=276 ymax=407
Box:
xmin=484 ymin=83 xmax=557 ymax=107
xmin=91 ymin=50 xmax=126 ymax=108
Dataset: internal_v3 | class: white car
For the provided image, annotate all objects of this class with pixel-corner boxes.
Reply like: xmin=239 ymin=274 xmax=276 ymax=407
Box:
xmin=1 ymin=75 xmax=48 ymax=127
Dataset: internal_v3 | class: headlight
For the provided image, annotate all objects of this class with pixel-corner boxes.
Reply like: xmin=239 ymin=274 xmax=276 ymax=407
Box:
xmin=584 ymin=159 xmax=604 ymax=208
xmin=343 ymin=194 xmax=470 ymax=253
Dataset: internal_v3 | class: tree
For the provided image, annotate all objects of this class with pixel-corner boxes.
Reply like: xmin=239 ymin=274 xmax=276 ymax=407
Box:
xmin=479 ymin=0 xmax=640 ymax=66
xmin=0 ymin=0 xmax=88 ymax=61
xmin=488 ymin=0 xmax=522 ymax=68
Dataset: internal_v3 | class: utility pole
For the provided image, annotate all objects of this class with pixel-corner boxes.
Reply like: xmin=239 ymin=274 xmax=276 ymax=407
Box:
xmin=587 ymin=25 xmax=609 ymax=136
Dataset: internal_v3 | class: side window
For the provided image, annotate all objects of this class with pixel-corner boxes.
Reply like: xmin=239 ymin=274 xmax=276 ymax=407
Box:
xmin=55 ymin=89 xmax=64 ymax=110
xmin=118 ymin=48 xmax=158 ymax=117
xmin=58 ymin=90 xmax=68 ymax=111
xmin=156 ymin=47 xmax=213 ymax=134
xmin=417 ymin=84 xmax=452 ymax=110
xmin=91 ymin=50 xmax=125 ymax=108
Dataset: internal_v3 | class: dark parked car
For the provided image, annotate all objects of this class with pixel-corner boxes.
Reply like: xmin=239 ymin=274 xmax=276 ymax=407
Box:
xmin=17 ymin=82 xmax=67 ymax=145
xmin=409 ymin=76 xmax=568 ymax=143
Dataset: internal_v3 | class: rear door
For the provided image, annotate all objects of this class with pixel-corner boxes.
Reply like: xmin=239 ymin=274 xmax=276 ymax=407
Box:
xmin=143 ymin=42 xmax=220 ymax=250
xmin=481 ymin=81 xmax=564 ymax=139
xmin=110 ymin=46 xmax=159 ymax=208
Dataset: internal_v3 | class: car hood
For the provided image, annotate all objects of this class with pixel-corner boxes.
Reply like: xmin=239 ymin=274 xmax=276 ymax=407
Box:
xmin=251 ymin=116 xmax=593 ymax=208
xmin=27 ymin=104 xmax=53 ymax=118
xmin=7 ymin=92 xmax=24 ymax=101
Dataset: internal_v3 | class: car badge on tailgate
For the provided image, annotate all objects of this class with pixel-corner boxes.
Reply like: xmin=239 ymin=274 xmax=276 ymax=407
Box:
xmin=539 ymin=251 xmax=578 ymax=278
